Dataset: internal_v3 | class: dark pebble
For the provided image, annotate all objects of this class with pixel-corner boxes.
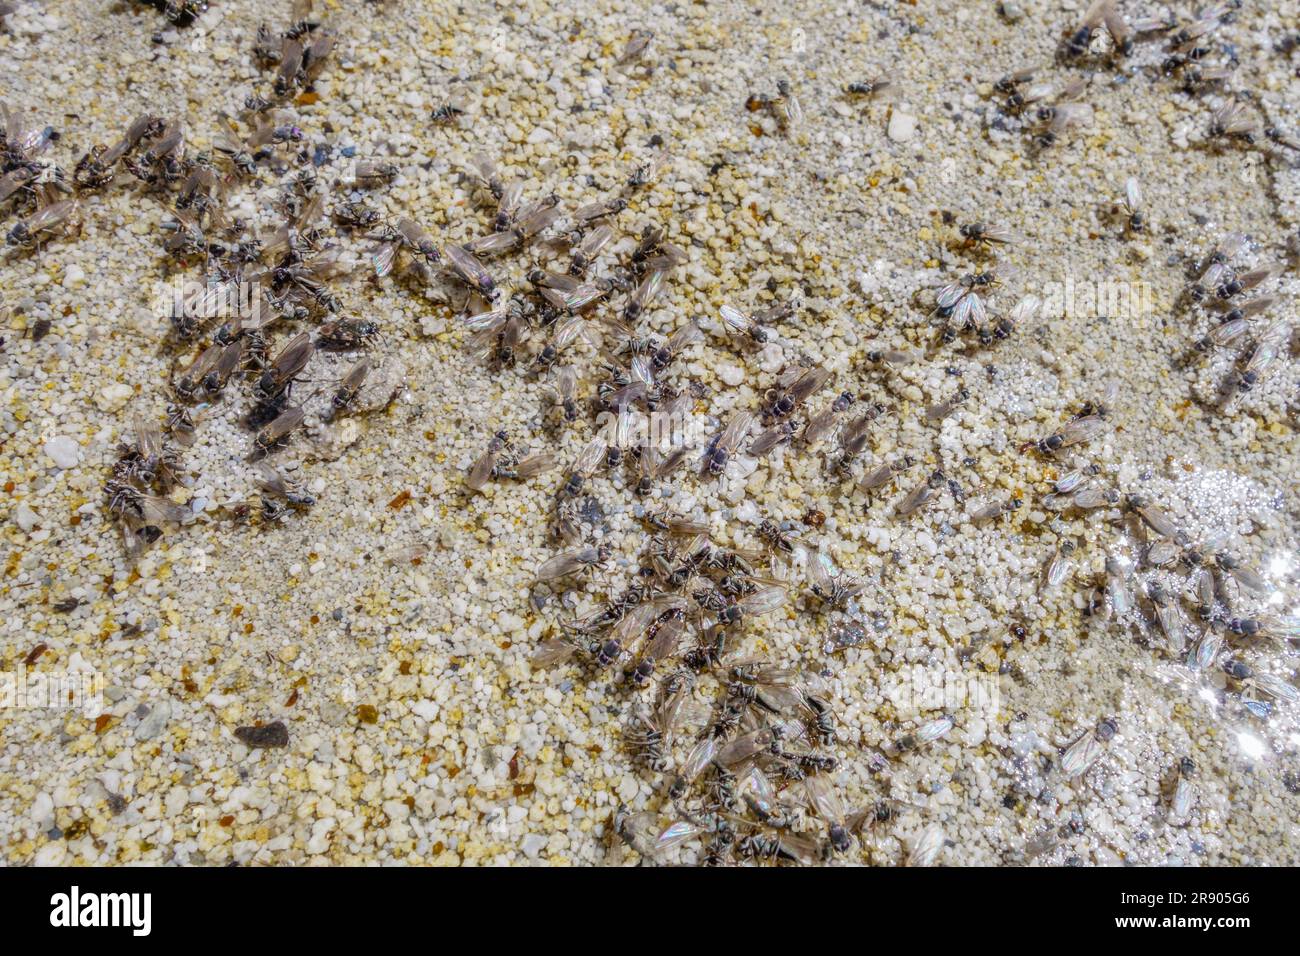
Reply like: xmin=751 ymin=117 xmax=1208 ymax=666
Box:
xmin=234 ymin=721 xmax=290 ymax=749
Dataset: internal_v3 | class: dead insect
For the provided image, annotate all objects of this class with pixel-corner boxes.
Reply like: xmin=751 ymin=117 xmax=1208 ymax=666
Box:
xmin=765 ymin=365 xmax=830 ymax=420
xmin=552 ymin=365 xmax=580 ymax=422
xmin=430 ymin=95 xmax=468 ymax=126
xmin=1232 ymin=321 xmax=1289 ymax=393
xmin=535 ymin=544 xmax=611 ymax=582
xmin=767 ymin=78 xmax=804 ymax=131
xmin=443 ymin=244 xmax=498 ymax=299
xmin=371 ymin=217 xmax=442 ymax=279
xmin=1209 ymin=99 xmax=1262 ymax=144
xmin=568 ymin=223 xmax=614 ymax=276
xmin=1215 ymin=551 xmax=1269 ymax=597
xmin=1100 ymin=0 xmax=1135 ymax=55
xmin=1103 ymin=555 xmax=1134 ymax=617
xmin=202 ymin=341 xmax=244 ymax=396
xmin=1060 ymin=716 xmax=1117 ymax=777
xmin=271 ymin=38 xmax=306 ymax=96
xmin=648 ymin=321 xmax=702 ymax=374
xmin=493 ymin=452 xmax=558 ymax=482
xmin=717 ymin=584 xmax=788 ymax=627
xmin=1046 ymin=480 xmax=1119 ymax=513
xmin=924 ymin=386 xmax=970 ymax=423
xmin=1123 ymin=494 xmax=1180 ymax=540
xmin=1025 ymin=414 xmax=1108 ymax=455
xmin=859 ymin=455 xmax=914 ymax=495
xmin=1191 ymin=232 xmax=1248 ymax=300
xmin=896 ymin=469 xmax=947 ymax=518
xmin=987 ymin=294 xmax=1039 ymax=343
xmin=253 ymin=331 xmax=315 ymax=401
xmin=251 ymin=404 xmax=305 ymax=457
xmin=334 ymin=201 xmax=381 ymax=230
xmin=616 ymin=29 xmax=655 ymax=66
xmin=317 ymin=317 xmax=381 ymax=350
xmin=354 ymin=161 xmax=400 ymax=187
xmin=104 ymin=478 xmax=190 ymax=526
xmin=1108 ymin=176 xmax=1142 ymax=234
xmin=719 ymin=302 xmax=769 ymax=344
xmin=6 ymin=198 xmax=77 ymax=246
xmin=466 ymin=430 xmax=511 ymax=492
xmin=756 ymin=518 xmax=799 ymax=556
xmin=623 ymin=268 xmax=667 ymax=324
xmin=844 ymin=78 xmax=896 ymax=99
xmin=702 ymin=410 xmax=754 ymax=476
xmin=1042 ymin=539 xmax=1076 ymax=591
xmin=255 ymin=460 xmax=316 ymax=511
xmin=806 ymin=549 xmax=864 ymax=608
xmin=1063 ymin=0 xmax=1111 ymax=58
xmin=1216 ymin=264 xmax=1279 ymax=301
xmin=835 ymin=403 xmax=889 ymax=473
xmin=864 ymin=348 xmax=920 ymax=369
xmin=959 ymin=221 xmax=1016 ymax=246
xmin=557 ymin=437 xmax=607 ymax=500
xmin=465 ymin=154 xmax=505 ymax=200
xmin=626 ymin=151 xmax=669 ymax=191
xmin=802 ymin=392 xmax=855 ymax=447
xmin=466 ymin=198 xmax=560 ymax=256
xmin=1033 ymin=97 xmax=1093 ymax=148
xmin=173 ymin=343 xmax=223 ymax=400
xmin=538 ymin=275 xmax=613 ymax=314
xmin=328 ymin=357 xmax=372 ymax=417
xmin=1147 ymin=581 xmax=1186 ymax=655
xmin=1170 ymin=757 xmax=1196 ymax=818
xmin=634 ymin=440 xmax=689 ymax=496
xmin=749 ymin=420 xmax=798 ymax=458
xmin=970 ymin=496 xmax=1022 ymax=524
xmin=464 ymin=304 xmax=522 ymax=367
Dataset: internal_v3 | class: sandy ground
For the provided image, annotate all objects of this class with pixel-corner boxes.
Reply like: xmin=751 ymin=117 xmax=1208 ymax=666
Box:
xmin=1 ymin=0 xmax=1298 ymax=865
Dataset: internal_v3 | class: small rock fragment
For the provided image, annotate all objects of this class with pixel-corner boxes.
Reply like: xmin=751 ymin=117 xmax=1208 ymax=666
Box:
xmin=234 ymin=721 xmax=290 ymax=749
xmin=96 ymin=382 xmax=134 ymax=412
xmin=134 ymin=701 xmax=172 ymax=741
xmin=521 ymin=833 xmax=547 ymax=859
xmin=888 ymin=109 xmax=918 ymax=142
xmin=44 ymin=436 xmax=81 ymax=469
xmin=13 ymin=503 xmax=39 ymax=533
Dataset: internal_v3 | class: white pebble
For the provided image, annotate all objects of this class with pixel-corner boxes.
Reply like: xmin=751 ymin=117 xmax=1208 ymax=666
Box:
xmin=134 ymin=700 xmax=172 ymax=741
xmin=96 ymin=382 xmax=133 ymax=412
xmin=32 ymin=791 xmax=54 ymax=824
xmin=13 ymin=503 xmax=39 ymax=533
xmin=717 ymin=364 xmax=745 ymax=387
xmin=521 ymin=832 xmax=547 ymax=859
xmin=44 ymin=436 xmax=81 ymax=469
xmin=62 ymin=264 xmax=86 ymax=288
xmin=888 ymin=109 xmax=918 ymax=142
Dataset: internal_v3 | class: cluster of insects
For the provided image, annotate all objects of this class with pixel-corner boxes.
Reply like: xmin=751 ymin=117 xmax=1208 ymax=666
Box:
xmin=530 ymin=512 xmax=966 ymax=864
xmin=134 ymin=0 xmax=209 ymax=29
xmin=445 ymin=127 xmax=1006 ymax=864
xmin=8 ymin=0 xmax=1294 ymax=865
xmin=988 ymin=0 xmax=1300 ymax=161
xmin=5 ymin=3 xmax=412 ymax=553
xmin=1178 ymin=232 xmax=1292 ymax=408
xmin=931 ymin=227 xmax=1032 ymax=349
xmin=2 ymin=103 xmax=76 ymax=246
xmin=1016 ymin=392 xmax=1297 ymax=746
